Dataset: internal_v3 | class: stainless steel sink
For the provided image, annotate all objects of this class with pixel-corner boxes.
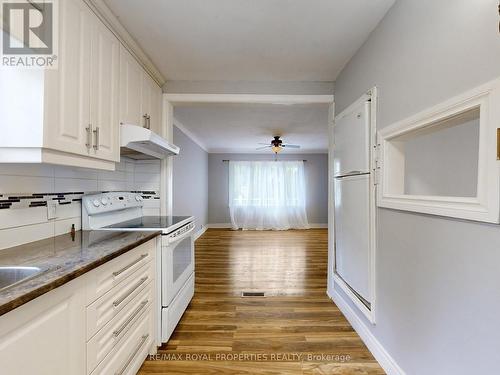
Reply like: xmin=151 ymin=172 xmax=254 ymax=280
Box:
xmin=0 ymin=266 xmax=44 ymax=292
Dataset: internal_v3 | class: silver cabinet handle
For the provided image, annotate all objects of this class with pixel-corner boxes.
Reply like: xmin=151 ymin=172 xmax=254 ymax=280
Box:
xmin=113 ymin=276 xmax=148 ymax=308
xmin=93 ymin=126 xmax=100 ymax=150
xmin=147 ymin=114 xmax=151 ymax=129
xmin=115 ymin=334 xmax=149 ymax=375
xmin=112 ymin=254 xmax=148 ymax=277
xmin=143 ymin=113 xmax=149 ymax=129
xmin=85 ymin=124 xmax=93 ymax=149
xmin=113 ymin=300 xmax=148 ymax=338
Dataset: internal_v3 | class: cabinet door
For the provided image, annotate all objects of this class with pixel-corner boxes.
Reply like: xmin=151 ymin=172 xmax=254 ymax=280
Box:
xmin=44 ymin=0 xmax=92 ymax=156
xmin=141 ymin=72 xmax=152 ymax=129
xmin=90 ymin=17 xmax=120 ymax=162
xmin=141 ymin=74 xmax=162 ymax=134
xmin=149 ymin=81 xmax=163 ymax=135
xmin=0 ymin=278 xmax=86 ymax=375
xmin=119 ymin=46 xmax=143 ymax=126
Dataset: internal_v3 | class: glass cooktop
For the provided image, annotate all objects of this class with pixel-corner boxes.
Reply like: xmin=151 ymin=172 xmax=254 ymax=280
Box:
xmin=105 ymin=216 xmax=193 ymax=230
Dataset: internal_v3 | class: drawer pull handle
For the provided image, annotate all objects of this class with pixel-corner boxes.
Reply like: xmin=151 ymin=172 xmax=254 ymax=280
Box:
xmin=113 ymin=277 xmax=148 ymax=307
xmin=113 ymin=300 xmax=149 ymax=338
xmin=115 ymin=333 xmax=150 ymax=375
xmin=112 ymin=254 xmax=148 ymax=277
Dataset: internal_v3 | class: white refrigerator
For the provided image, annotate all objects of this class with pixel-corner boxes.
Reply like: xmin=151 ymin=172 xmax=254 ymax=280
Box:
xmin=333 ymin=100 xmax=372 ymax=304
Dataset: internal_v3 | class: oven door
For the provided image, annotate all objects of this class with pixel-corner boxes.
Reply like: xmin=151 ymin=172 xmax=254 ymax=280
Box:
xmin=161 ymin=225 xmax=195 ymax=307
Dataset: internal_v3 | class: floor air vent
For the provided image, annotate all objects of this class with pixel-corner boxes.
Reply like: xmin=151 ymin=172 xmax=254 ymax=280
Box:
xmin=241 ymin=291 xmax=266 ymax=297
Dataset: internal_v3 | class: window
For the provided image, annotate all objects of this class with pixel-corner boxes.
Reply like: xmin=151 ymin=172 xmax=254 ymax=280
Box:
xmin=228 ymin=161 xmax=309 ymax=230
xmin=377 ymin=78 xmax=500 ymax=223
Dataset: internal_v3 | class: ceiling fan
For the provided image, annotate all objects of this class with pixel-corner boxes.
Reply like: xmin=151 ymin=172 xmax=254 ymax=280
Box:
xmin=256 ymin=136 xmax=301 ymax=154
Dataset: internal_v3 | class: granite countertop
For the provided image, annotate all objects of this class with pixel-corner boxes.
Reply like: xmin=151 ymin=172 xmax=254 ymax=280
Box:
xmin=0 ymin=230 xmax=161 ymax=317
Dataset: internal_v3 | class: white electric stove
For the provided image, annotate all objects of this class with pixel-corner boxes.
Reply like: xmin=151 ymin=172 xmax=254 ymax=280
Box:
xmin=82 ymin=192 xmax=195 ymax=343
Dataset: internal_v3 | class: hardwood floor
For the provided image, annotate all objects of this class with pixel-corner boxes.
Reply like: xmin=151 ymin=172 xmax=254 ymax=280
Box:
xmin=138 ymin=229 xmax=384 ymax=374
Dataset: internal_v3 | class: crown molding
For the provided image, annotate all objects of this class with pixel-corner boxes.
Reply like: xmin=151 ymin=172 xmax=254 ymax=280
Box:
xmin=84 ymin=0 xmax=166 ymax=87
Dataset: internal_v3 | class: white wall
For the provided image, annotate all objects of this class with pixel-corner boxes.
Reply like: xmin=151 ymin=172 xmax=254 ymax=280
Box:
xmin=172 ymin=125 xmax=209 ymax=233
xmin=403 ymin=116 xmax=479 ymax=197
xmin=333 ymin=1 xmax=500 ymax=374
xmin=208 ymin=153 xmax=328 ymax=225
xmin=0 ymin=158 xmax=161 ymax=250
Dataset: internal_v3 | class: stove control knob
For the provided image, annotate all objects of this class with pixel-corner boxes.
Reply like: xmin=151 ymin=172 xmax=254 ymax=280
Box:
xmin=92 ymin=199 xmax=100 ymax=208
xmin=101 ymin=197 xmax=108 ymax=206
xmin=135 ymin=195 xmax=143 ymax=202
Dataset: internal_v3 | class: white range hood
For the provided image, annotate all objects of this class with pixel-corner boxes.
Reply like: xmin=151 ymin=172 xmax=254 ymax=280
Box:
xmin=120 ymin=124 xmax=180 ymax=159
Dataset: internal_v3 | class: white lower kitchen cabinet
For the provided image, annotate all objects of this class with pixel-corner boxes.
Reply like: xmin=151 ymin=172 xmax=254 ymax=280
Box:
xmin=90 ymin=306 xmax=155 ymax=375
xmin=0 ymin=237 xmax=158 ymax=375
xmin=84 ymin=237 xmax=158 ymax=375
xmin=0 ymin=277 xmax=87 ymax=375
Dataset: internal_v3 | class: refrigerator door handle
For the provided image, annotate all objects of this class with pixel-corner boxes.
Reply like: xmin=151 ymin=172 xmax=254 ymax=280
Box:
xmin=334 ymin=171 xmax=370 ymax=179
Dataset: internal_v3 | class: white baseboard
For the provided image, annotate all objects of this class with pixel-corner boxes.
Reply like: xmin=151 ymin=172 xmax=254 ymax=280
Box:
xmin=308 ymin=223 xmax=328 ymax=228
xmin=206 ymin=223 xmax=232 ymax=229
xmin=206 ymin=223 xmax=328 ymax=229
xmin=328 ymin=289 xmax=405 ymax=375
xmin=193 ymin=225 xmax=208 ymax=240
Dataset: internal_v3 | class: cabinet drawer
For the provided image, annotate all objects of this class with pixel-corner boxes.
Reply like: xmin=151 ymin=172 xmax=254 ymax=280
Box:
xmin=161 ymin=272 xmax=194 ymax=342
xmin=86 ymin=239 xmax=156 ymax=304
xmin=86 ymin=261 xmax=154 ymax=340
xmin=90 ymin=306 xmax=154 ymax=375
xmin=87 ymin=280 xmax=154 ymax=373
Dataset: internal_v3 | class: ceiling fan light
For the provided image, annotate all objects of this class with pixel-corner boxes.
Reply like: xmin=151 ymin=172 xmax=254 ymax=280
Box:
xmin=272 ymin=146 xmax=282 ymax=154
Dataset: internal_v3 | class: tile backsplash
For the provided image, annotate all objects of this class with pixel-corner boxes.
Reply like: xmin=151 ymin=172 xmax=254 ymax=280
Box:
xmin=0 ymin=158 xmax=161 ymax=250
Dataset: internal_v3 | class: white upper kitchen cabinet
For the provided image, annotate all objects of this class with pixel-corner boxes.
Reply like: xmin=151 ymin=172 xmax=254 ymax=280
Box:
xmin=140 ymin=71 xmax=152 ymax=129
xmin=0 ymin=0 xmax=120 ymax=170
xmin=120 ymin=46 xmax=163 ymax=134
xmin=142 ymin=73 xmax=163 ymax=135
xmin=43 ymin=0 xmax=92 ymax=160
xmin=150 ymin=77 xmax=163 ymax=135
xmin=89 ymin=13 xmax=120 ymax=162
xmin=119 ymin=45 xmax=144 ymax=127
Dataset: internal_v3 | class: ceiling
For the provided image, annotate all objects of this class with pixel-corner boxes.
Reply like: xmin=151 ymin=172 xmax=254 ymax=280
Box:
xmin=174 ymin=103 xmax=330 ymax=153
xmin=104 ymin=0 xmax=395 ymax=81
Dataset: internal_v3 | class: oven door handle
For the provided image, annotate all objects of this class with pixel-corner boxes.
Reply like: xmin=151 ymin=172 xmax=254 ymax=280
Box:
xmin=168 ymin=224 xmax=195 ymax=244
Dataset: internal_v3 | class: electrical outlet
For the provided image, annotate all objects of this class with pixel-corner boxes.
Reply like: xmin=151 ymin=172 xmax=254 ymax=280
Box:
xmin=47 ymin=201 xmax=57 ymax=220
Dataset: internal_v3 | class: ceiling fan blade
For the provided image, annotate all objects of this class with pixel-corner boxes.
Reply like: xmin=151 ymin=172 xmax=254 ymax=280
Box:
xmin=282 ymin=144 xmax=301 ymax=148
xmin=257 ymin=142 xmax=271 ymax=145
xmin=255 ymin=145 xmax=271 ymax=150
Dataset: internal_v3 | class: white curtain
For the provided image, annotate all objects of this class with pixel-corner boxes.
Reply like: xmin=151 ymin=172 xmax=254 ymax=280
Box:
xmin=228 ymin=161 xmax=309 ymax=230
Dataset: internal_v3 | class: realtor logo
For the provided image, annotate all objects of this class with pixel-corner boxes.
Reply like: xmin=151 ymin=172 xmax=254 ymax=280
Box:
xmin=1 ymin=0 xmax=58 ymax=68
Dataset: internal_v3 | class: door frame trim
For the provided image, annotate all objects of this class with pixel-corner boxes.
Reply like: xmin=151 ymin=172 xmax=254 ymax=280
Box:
xmin=160 ymin=93 xmax=335 ymax=217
